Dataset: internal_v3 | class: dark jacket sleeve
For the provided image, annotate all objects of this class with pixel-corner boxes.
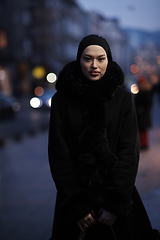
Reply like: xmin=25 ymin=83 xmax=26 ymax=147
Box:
xmin=98 ymin=92 xmax=140 ymax=217
xmin=48 ymin=94 xmax=95 ymax=221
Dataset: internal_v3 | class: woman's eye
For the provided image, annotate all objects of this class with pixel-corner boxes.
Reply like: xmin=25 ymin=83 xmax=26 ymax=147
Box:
xmin=84 ymin=57 xmax=91 ymax=62
xmin=99 ymin=58 xmax=105 ymax=62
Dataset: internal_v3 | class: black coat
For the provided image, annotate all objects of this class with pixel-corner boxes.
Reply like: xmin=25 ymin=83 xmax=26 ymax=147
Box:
xmin=48 ymin=61 xmax=155 ymax=240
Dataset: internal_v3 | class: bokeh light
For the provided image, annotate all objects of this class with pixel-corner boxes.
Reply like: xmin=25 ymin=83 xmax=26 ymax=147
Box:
xmin=46 ymin=73 xmax=57 ymax=83
xmin=46 ymin=98 xmax=52 ymax=107
xmin=11 ymin=102 xmax=21 ymax=112
xmin=131 ymin=84 xmax=139 ymax=94
xmin=34 ymin=86 xmax=44 ymax=96
xmin=30 ymin=97 xmax=42 ymax=108
xmin=0 ymin=69 xmax=6 ymax=80
xmin=130 ymin=64 xmax=139 ymax=74
xmin=146 ymin=65 xmax=155 ymax=75
xmin=125 ymin=75 xmax=134 ymax=86
xmin=32 ymin=66 xmax=46 ymax=79
xmin=150 ymin=74 xmax=159 ymax=85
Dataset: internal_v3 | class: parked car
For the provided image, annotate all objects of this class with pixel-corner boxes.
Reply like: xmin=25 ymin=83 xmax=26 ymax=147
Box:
xmin=0 ymin=93 xmax=20 ymax=120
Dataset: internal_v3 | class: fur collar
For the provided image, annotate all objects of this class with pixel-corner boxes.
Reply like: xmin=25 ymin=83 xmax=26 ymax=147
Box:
xmin=56 ymin=60 xmax=124 ymax=102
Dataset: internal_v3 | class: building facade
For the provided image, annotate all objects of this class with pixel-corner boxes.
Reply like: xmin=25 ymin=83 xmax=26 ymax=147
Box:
xmin=0 ymin=0 xmax=129 ymax=96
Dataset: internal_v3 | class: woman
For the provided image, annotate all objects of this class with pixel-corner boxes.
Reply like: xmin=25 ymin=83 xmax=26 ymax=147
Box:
xmin=48 ymin=35 xmax=155 ymax=240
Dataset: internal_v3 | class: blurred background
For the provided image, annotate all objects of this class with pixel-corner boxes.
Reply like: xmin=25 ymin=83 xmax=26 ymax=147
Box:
xmin=0 ymin=0 xmax=160 ymax=239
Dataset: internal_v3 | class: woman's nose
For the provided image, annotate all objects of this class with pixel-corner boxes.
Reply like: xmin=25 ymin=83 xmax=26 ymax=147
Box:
xmin=91 ymin=59 xmax=97 ymax=68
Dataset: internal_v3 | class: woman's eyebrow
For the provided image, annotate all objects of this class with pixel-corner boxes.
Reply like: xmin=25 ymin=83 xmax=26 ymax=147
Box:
xmin=84 ymin=54 xmax=106 ymax=57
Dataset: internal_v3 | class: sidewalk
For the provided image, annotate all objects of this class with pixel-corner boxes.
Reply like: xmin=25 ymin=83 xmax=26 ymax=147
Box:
xmin=136 ymin=127 xmax=160 ymax=231
xmin=0 ymin=127 xmax=160 ymax=240
xmin=0 ymin=132 xmax=56 ymax=240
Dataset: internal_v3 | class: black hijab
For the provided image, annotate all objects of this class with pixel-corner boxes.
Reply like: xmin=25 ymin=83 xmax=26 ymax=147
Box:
xmin=76 ymin=34 xmax=113 ymax=84
xmin=77 ymin=34 xmax=112 ymax=63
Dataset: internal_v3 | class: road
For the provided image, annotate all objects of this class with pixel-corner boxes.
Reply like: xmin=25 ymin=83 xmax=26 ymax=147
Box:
xmin=0 ymin=97 xmax=50 ymax=146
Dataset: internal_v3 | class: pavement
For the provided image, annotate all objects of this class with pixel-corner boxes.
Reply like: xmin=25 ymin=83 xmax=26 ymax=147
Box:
xmin=0 ymin=94 xmax=160 ymax=240
xmin=0 ymin=131 xmax=56 ymax=240
xmin=136 ymin=127 xmax=160 ymax=231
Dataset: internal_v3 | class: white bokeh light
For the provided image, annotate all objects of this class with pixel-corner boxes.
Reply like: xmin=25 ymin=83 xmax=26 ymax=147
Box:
xmin=46 ymin=73 xmax=57 ymax=83
xmin=131 ymin=84 xmax=139 ymax=94
xmin=30 ymin=97 xmax=42 ymax=108
xmin=46 ymin=98 xmax=52 ymax=107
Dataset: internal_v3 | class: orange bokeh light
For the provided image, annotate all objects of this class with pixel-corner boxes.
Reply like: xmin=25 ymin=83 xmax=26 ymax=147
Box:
xmin=130 ymin=64 xmax=139 ymax=74
xmin=34 ymin=86 xmax=44 ymax=96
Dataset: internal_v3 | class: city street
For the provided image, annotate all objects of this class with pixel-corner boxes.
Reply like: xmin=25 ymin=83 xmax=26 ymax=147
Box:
xmin=1 ymin=0 xmax=160 ymax=239
xmin=0 ymin=94 xmax=160 ymax=239
xmin=0 ymin=97 xmax=50 ymax=146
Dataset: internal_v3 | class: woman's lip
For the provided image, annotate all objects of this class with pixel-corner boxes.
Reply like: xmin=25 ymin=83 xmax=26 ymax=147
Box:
xmin=90 ymin=71 xmax=99 ymax=75
xmin=90 ymin=71 xmax=99 ymax=73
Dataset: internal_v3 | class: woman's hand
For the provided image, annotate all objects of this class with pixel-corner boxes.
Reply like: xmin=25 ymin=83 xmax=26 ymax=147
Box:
xmin=98 ymin=208 xmax=117 ymax=226
xmin=77 ymin=210 xmax=96 ymax=232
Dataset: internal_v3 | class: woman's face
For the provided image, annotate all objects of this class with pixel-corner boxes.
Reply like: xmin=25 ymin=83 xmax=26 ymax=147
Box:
xmin=80 ymin=45 xmax=108 ymax=81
